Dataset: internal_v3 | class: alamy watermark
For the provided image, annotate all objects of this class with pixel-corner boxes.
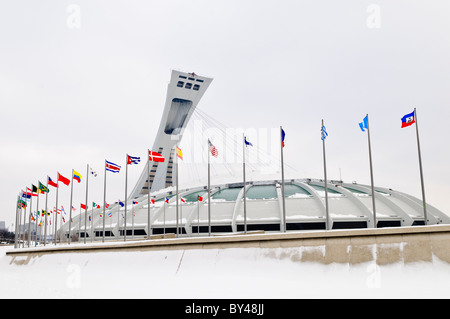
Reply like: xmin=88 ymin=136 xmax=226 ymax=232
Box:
xmin=366 ymin=4 xmax=381 ymax=29
xmin=67 ymin=4 xmax=81 ymax=29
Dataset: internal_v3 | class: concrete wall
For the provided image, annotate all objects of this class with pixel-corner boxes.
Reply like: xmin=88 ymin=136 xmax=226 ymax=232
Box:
xmin=7 ymin=225 xmax=450 ymax=266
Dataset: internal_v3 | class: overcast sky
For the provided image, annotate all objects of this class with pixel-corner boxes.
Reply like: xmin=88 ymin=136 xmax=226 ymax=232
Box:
xmin=1 ymin=0 xmax=450 ymax=229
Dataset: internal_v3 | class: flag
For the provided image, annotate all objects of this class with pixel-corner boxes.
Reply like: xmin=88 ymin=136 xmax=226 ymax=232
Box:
xmin=39 ymin=181 xmax=49 ymax=193
xmin=62 ymin=217 xmax=65 ymax=223
xmin=108 ymin=212 xmax=112 ymax=217
xmin=198 ymin=195 xmax=203 ymax=201
xmin=165 ymin=197 xmax=169 ymax=203
xmin=72 ymin=206 xmax=76 ymax=211
xmin=42 ymin=209 xmax=50 ymax=216
xmin=181 ymin=197 xmax=186 ymax=203
xmin=149 ymin=151 xmax=165 ymax=162
xmin=176 ymin=146 xmax=183 ymax=160
xmin=208 ymin=139 xmax=218 ymax=157
xmin=22 ymin=190 xmax=31 ymax=199
xmin=61 ymin=206 xmax=67 ymax=215
xmin=105 ymin=202 xmax=110 ymax=208
xmin=281 ymin=128 xmax=286 ymax=147
xmin=359 ymin=115 xmax=368 ymax=132
xmin=132 ymin=201 xmax=138 ymax=205
xmin=127 ymin=155 xmax=141 ymax=165
xmin=150 ymin=199 xmax=155 ymax=204
xmin=81 ymin=203 xmax=87 ymax=210
xmin=244 ymin=136 xmax=253 ymax=147
xmin=18 ymin=198 xmax=26 ymax=208
xmin=58 ymin=173 xmax=70 ymax=186
xmin=93 ymin=202 xmax=100 ymax=209
xmin=48 ymin=176 xmax=58 ymax=188
xmin=401 ymin=110 xmax=415 ymax=128
xmin=321 ymin=124 xmax=328 ymax=140
xmin=27 ymin=187 xmax=38 ymax=197
xmin=106 ymin=160 xmax=121 ymax=173
xmin=90 ymin=167 xmax=97 ymax=177
xmin=118 ymin=200 xmax=124 ymax=207
xmin=89 ymin=216 xmax=91 ymax=222
xmin=73 ymin=170 xmax=82 ymax=183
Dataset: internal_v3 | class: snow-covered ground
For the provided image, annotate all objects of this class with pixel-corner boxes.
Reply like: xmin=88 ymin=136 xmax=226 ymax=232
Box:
xmin=1 ymin=242 xmax=450 ymax=299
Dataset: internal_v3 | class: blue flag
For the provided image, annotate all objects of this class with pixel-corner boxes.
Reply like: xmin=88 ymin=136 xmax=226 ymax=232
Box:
xmin=118 ymin=200 xmax=124 ymax=207
xmin=321 ymin=125 xmax=328 ymax=140
xmin=244 ymin=136 xmax=253 ymax=147
xmin=359 ymin=115 xmax=368 ymax=132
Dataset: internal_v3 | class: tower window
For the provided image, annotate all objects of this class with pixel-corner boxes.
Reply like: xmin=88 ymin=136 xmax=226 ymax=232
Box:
xmin=177 ymin=81 xmax=184 ymax=88
xmin=185 ymin=82 xmax=192 ymax=89
xmin=193 ymin=84 xmax=200 ymax=91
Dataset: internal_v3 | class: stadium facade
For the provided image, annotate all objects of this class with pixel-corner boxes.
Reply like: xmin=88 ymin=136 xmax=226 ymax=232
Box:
xmin=58 ymin=70 xmax=450 ymax=241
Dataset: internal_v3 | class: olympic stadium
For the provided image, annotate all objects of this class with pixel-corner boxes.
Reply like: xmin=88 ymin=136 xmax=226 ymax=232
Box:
xmin=57 ymin=70 xmax=450 ymax=241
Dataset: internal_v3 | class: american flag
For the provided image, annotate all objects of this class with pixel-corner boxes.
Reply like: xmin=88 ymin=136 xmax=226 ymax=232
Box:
xmin=208 ymin=139 xmax=218 ymax=157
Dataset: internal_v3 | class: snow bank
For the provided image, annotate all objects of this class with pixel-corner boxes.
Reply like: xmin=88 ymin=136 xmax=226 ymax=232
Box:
xmin=1 ymin=244 xmax=450 ymax=299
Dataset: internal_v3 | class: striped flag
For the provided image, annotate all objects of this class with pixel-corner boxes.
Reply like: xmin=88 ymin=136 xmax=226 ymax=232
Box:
xmin=321 ymin=124 xmax=328 ymax=140
xmin=127 ymin=155 xmax=141 ymax=165
xmin=176 ymin=147 xmax=183 ymax=160
xmin=106 ymin=160 xmax=121 ymax=173
xmin=48 ymin=176 xmax=58 ymax=188
xmin=73 ymin=170 xmax=82 ymax=183
xmin=208 ymin=139 xmax=218 ymax=157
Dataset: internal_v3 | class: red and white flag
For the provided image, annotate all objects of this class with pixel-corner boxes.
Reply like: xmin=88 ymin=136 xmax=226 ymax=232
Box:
xmin=149 ymin=151 xmax=165 ymax=162
xmin=208 ymin=139 xmax=218 ymax=157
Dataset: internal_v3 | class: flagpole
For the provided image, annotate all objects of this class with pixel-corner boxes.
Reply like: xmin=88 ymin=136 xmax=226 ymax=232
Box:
xmin=20 ymin=191 xmax=24 ymax=248
xmin=242 ymin=134 xmax=247 ymax=235
xmin=176 ymin=145 xmax=179 ymax=238
xmin=36 ymin=187 xmax=41 ymax=244
xmin=54 ymin=174 xmax=59 ymax=245
xmin=44 ymin=179 xmax=49 ymax=246
xmin=103 ymin=160 xmax=107 ymax=243
xmin=124 ymin=154 xmax=128 ymax=241
xmin=147 ymin=150 xmax=151 ymax=240
xmin=322 ymin=120 xmax=330 ymax=230
xmin=207 ymin=140 xmax=211 ymax=237
xmin=22 ymin=189 xmax=27 ymax=247
xmin=91 ymin=205 xmax=94 ymax=243
xmin=163 ymin=200 xmax=166 ymax=237
xmin=132 ymin=202 xmax=135 ymax=240
xmin=414 ymin=108 xmax=428 ymax=224
xmin=84 ymin=164 xmax=89 ymax=244
xmin=366 ymin=114 xmax=377 ymax=228
xmin=27 ymin=185 xmax=33 ymax=247
xmin=68 ymin=169 xmax=74 ymax=244
xmin=280 ymin=126 xmax=286 ymax=233
xmin=14 ymin=195 xmax=20 ymax=248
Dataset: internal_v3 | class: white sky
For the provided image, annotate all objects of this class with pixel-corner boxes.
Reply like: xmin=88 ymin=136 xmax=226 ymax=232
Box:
xmin=1 ymin=0 xmax=450 ymax=229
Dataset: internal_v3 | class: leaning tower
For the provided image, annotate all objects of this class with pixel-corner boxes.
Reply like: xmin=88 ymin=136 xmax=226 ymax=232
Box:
xmin=129 ymin=70 xmax=213 ymax=198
